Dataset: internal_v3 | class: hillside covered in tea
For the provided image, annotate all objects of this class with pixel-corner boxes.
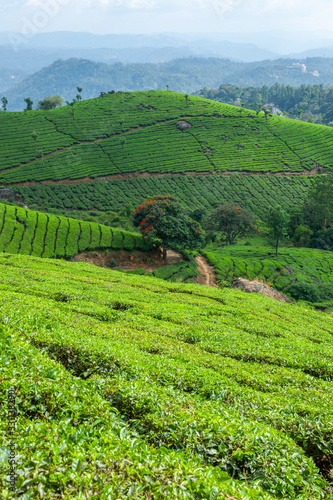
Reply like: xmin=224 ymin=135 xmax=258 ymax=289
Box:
xmin=0 ymin=254 xmax=332 ymax=499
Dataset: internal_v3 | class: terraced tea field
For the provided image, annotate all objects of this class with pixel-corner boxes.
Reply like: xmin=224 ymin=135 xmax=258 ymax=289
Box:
xmin=14 ymin=173 xmax=316 ymax=221
xmin=203 ymin=245 xmax=333 ymax=290
xmin=1 ymin=254 xmax=333 ymax=499
xmin=0 ymin=202 xmax=151 ymax=258
xmin=0 ymin=91 xmax=332 ymax=186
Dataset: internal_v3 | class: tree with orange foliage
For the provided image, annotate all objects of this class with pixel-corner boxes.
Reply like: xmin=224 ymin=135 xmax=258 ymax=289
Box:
xmin=132 ymin=195 xmax=205 ymax=260
xmin=204 ymin=203 xmax=259 ymax=245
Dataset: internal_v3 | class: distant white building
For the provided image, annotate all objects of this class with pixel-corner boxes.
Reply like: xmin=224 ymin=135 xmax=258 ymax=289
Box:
xmin=262 ymin=103 xmax=285 ymax=117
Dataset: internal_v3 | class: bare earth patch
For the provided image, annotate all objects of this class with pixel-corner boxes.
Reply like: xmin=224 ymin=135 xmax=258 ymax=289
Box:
xmin=72 ymin=248 xmax=183 ymax=272
xmin=195 ymin=255 xmax=218 ymax=287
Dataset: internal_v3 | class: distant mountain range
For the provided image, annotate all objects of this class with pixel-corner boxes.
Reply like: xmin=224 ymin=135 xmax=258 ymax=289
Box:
xmin=2 ymin=56 xmax=333 ymax=112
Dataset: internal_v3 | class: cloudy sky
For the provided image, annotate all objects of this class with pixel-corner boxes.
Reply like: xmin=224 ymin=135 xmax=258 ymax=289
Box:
xmin=1 ymin=0 xmax=332 ymax=41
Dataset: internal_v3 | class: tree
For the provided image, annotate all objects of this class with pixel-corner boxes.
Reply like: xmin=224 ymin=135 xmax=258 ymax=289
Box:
xmin=76 ymin=86 xmax=82 ymax=102
xmin=266 ymin=206 xmax=289 ymax=257
xmin=303 ymin=172 xmax=332 ymax=230
xmin=263 ymin=107 xmax=272 ymax=121
xmin=1 ymin=97 xmax=8 ymax=111
xmin=165 ymin=85 xmax=170 ymax=91
xmin=297 ymin=108 xmax=303 ymax=119
xmin=132 ymin=195 xmax=205 ymax=260
xmin=294 ymin=224 xmax=313 ymax=247
xmin=203 ymin=204 xmax=259 ymax=246
xmin=31 ymin=130 xmax=39 ymax=155
xmin=24 ymin=97 xmax=33 ymax=111
xmin=37 ymin=95 xmax=63 ymax=110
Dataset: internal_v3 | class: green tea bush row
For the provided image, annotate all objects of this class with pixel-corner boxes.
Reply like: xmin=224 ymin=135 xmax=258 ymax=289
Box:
xmin=0 ymin=325 xmax=269 ymax=499
xmin=0 ymin=256 xmax=333 ymax=499
xmin=0 ymin=203 xmax=151 ymax=259
xmin=0 ymin=254 xmax=332 ymax=498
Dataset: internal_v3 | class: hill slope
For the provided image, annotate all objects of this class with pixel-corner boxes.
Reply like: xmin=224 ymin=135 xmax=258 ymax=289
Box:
xmin=0 ymin=202 xmax=151 ymax=258
xmin=0 ymin=253 xmax=332 ymax=498
xmin=0 ymin=90 xmax=332 ymax=188
xmin=13 ymin=173 xmax=317 ymax=222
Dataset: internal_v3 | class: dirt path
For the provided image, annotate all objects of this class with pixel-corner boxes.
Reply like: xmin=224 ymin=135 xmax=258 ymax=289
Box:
xmin=195 ymin=255 xmax=218 ymax=287
xmin=6 ymin=167 xmax=325 ymax=188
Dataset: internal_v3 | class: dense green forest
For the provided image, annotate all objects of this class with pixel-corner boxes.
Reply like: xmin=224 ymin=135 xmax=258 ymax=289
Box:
xmin=199 ymin=83 xmax=333 ymax=125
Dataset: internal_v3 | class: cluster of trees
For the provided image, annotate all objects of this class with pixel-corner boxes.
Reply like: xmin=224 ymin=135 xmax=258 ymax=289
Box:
xmin=0 ymin=87 xmax=82 ymax=112
xmin=132 ymin=174 xmax=332 ymax=259
xmin=199 ymin=83 xmax=333 ymax=125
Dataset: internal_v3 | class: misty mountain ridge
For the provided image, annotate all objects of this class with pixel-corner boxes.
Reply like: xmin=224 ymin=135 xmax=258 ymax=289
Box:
xmin=3 ymin=56 xmax=333 ymax=112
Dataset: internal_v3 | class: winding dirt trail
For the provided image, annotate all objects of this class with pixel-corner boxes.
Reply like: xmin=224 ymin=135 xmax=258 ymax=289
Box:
xmin=195 ymin=255 xmax=218 ymax=287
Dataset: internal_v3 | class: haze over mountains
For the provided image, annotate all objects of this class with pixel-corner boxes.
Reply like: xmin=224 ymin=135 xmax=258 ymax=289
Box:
xmin=1 ymin=31 xmax=333 ymax=111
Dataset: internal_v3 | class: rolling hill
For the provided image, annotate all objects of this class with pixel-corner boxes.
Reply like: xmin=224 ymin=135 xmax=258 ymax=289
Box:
xmin=0 ymin=90 xmax=331 ymax=221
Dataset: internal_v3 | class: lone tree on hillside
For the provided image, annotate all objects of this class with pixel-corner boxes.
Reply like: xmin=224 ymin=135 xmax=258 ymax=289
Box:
xmin=266 ymin=206 xmax=289 ymax=257
xmin=203 ymin=204 xmax=259 ymax=245
xmin=1 ymin=97 xmax=8 ymax=111
xmin=303 ymin=172 xmax=332 ymax=230
xmin=31 ymin=130 xmax=39 ymax=155
xmin=24 ymin=97 xmax=33 ymax=111
xmin=37 ymin=95 xmax=64 ymax=110
xmin=132 ymin=195 xmax=206 ymax=260
xmin=76 ymin=87 xmax=83 ymax=102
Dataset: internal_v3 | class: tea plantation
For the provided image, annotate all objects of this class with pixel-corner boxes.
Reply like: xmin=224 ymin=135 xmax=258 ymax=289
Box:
xmin=203 ymin=244 xmax=333 ymax=288
xmin=0 ymin=202 xmax=151 ymax=259
xmin=0 ymin=91 xmax=332 ymax=186
xmin=1 ymin=254 xmax=333 ymax=499
xmin=13 ymin=173 xmax=316 ymax=221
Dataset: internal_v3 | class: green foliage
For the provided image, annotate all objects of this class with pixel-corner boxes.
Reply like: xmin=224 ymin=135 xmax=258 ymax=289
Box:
xmin=0 ymin=254 xmax=332 ymax=498
xmin=133 ymin=195 xmax=205 ymax=256
xmin=294 ymin=224 xmax=313 ymax=247
xmin=200 ymin=83 xmax=333 ymax=126
xmin=24 ymin=97 xmax=33 ymax=111
xmin=204 ymin=203 xmax=259 ymax=245
xmin=37 ymin=95 xmax=64 ymax=110
xmin=1 ymin=96 xmax=8 ymax=111
xmin=266 ymin=206 xmax=289 ymax=256
xmin=286 ymin=282 xmax=333 ymax=303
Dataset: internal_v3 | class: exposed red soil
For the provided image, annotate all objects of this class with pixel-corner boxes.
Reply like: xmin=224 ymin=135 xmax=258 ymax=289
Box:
xmin=72 ymin=248 xmax=183 ymax=272
xmin=195 ymin=255 xmax=218 ymax=287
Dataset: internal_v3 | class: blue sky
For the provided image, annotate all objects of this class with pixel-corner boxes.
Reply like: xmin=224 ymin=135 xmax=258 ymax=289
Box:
xmin=1 ymin=0 xmax=332 ymax=39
